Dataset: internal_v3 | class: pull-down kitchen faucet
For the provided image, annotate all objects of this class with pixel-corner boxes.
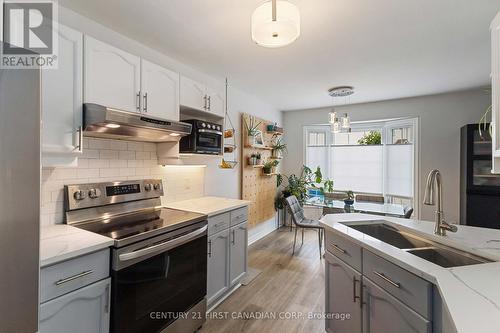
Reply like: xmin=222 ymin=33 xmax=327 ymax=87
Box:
xmin=423 ymin=169 xmax=458 ymax=236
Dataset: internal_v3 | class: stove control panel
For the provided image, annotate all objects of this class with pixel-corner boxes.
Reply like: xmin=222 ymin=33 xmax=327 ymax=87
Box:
xmin=65 ymin=179 xmax=164 ymax=211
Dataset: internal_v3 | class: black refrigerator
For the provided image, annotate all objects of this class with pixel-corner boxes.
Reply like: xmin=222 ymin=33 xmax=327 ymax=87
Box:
xmin=460 ymin=124 xmax=500 ymax=228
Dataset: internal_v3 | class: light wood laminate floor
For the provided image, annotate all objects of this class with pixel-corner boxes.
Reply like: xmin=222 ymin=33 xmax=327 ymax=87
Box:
xmin=200 ymin=228 xmax=325 ymax=333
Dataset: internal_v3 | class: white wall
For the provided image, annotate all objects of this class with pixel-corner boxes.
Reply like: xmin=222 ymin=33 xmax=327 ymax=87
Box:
xmin=283 ymin=89 xmax=491 ymax=222
xmin=47 ymin=7 xmax=282 ymax=239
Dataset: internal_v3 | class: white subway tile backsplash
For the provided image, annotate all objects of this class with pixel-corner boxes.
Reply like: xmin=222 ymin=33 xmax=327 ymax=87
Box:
xmin=82 ymin=149 xmax=99 ymax=159
xmin=135 ymin=151 xmax=150 ymax=160
xmin=119 ymin=150 xmax=135 ymax=160
xmin=41 ymin=138 xmax=205 ymax=225
xmin=99 ymin=150 xmax=119 ymax=160
xmin=109 ymin=140 xmax=128 ymax=151
xmin=127 ymin=142 xmax=144 ymax=151
xmin=109 ymin=159 xmax=127 ymax=168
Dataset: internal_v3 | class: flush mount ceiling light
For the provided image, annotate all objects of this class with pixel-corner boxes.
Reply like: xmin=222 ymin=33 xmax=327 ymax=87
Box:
xmin=328 ymin=86 xmax=355 ymax=98
xmin=251 ymin=0 xmax=300 ymax=48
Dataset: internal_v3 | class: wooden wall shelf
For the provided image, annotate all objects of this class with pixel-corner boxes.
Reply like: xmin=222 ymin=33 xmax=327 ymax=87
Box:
xmin=245 ymin=145 xmax=273 ymax=150
xmin=241 ymin=114 xmax=283 ymax=228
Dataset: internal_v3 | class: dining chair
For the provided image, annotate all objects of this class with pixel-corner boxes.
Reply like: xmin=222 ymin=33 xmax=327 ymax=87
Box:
xmin=403 ymin=206 xmax=414 ymax=219
xmin=285 ymin=195 xmax=324 ymax=258
xmin=355 ymin=194 xmax=385 ymax=203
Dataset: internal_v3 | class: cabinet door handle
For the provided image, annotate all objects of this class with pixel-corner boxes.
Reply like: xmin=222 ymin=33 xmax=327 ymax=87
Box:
xmin=231 ymin=230 xmax=236 ymax=245
xmin=136 ymin=91 xmax=141 ymax=111
xmin=373 ymin=271 xmax=401 ymax=288
xmin=104 ymin=284 xmax=110 ymax=313
xmin=143 ymin=92 xmax=148 ymax=113
xmin=203 ymin=95 xmax=207 ymax=110
xmin=75 ymin=126 xmax=83 ymax=153
xmin=208 ymin=96 xmax=211 ymax=110
xmin=330 ymin=243 xmax=346 ymax=254
xmin=208 ymin=240 xmax=212 ymax=258
xmin=54 ymin=270 xmax=93 ymax=286
xmin=353 ymin=276 xmax=361 ymax=303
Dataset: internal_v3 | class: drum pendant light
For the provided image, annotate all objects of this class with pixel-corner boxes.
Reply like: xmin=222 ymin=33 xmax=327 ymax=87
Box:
xmin=251 ymin=0 xmax=300 ymax=48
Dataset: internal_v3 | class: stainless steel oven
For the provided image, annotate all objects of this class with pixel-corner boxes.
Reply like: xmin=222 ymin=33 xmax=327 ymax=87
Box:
xmin=111 ymin=221 xmax=207 ymax=333
xmin=65 ymin=179 xmax=208 ymax=333
xmin=179 ymin=119 xmax=223 ymax=155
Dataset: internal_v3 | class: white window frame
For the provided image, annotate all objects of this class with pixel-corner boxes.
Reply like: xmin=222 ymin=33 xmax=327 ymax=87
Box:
xmin=303 ymin=117 xmax=420 ymax=218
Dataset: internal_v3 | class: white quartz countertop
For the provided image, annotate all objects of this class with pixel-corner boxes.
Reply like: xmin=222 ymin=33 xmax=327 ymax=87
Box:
xmin=40 ymin=224 xmax=114 ymax=268
xmin=320 ymin=213 xmax=500 ymax=333
xmin=164 ymin=196 xmax=250 ymax=216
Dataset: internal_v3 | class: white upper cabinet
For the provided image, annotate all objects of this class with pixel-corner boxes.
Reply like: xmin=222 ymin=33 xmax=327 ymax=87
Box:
xmin=141 ymin=59 xmax=180 ymax=120
xmin=180 ymin=75 xmax=207 ymax=111
xmin=207 ymin=88 xmax=225 ymax=117
xmin=84 ymin=36 xmax=141 ymax=112
xmin=180 ymin=76 xmax=225 ymax=117
xmin=41 ymin=24 xmax=83 ymax=167
xmin=492 ymin=12 xmax=500 ymax=173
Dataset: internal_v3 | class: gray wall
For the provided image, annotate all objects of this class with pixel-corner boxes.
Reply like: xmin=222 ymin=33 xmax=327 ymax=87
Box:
xmin=283 ymin=89 xmax=491 ymax=222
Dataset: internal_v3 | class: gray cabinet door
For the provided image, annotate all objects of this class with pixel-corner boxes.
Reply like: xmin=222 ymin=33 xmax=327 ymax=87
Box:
xmin=362 ymin=277 xmax=431 ymax=333
xmin=207 ymin=229 xmax=230 ymax=304
xmin=325 ymin=252 xmax=362 ymax=333
xmin=39 ymin=278 xmax=110 ymax=333
xmin=229 ymin=221 xmax=248 ymax=286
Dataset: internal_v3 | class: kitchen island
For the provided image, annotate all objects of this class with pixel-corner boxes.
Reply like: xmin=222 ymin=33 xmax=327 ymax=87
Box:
xmin=320 ymin=213 xmax=500 ymax=333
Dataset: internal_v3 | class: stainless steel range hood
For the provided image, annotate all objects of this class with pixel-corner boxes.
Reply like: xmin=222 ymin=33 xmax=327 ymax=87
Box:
xmin=83 ymin=103 xmax=192 ymax=142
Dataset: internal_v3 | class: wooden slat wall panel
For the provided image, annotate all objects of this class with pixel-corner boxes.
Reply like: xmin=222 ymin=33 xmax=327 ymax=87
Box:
xmin=241 ymin=113 xmax=279 ymax=228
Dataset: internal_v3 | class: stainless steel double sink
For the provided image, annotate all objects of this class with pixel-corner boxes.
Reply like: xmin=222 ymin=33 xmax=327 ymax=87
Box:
xmin=344 ymin=222 xmax=491 ymax=268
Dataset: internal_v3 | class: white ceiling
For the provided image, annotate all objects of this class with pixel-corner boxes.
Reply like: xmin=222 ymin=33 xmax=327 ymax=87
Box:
xmin=60 ymin=0 xmax=500 ymax=110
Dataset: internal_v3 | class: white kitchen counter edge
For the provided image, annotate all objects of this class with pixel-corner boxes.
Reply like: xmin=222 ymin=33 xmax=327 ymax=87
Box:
xmin=320 ymin=213 xmax=500 ymax=333
xmin=40 ymin=224 xmax=114 ymax=268
xmin=164 ymin=196 xmax=251 ymax=217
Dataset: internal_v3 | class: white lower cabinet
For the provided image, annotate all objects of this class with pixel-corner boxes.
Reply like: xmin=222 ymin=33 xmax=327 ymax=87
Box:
xmin=207 ymin=207 xmax=248 ymax=307
xmin=229 ymin=222 xmax=248 ymax=285
xmin=325 ymin=252 xmax=362 ymax=333
xmin=324 ymin=229 xmax=440 ymax=333
xmin=207 ymin=229 xmax=230 ymax=304
xmin=39 ymin=278 xmax=110 ymax=333
xmin=362 ymin=278 xmax=431 ymax=333
xmin=39 ymin=249 xmax=110 ymax=332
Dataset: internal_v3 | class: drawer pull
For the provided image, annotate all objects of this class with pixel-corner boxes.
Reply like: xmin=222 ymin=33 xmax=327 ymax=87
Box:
xmin=54 ymin=270 xmax=93 ymax=286
xmin=330 ymin=243 xmax=347 ymax=254
xmin=373 ymin=271 xmax=401 ymax=288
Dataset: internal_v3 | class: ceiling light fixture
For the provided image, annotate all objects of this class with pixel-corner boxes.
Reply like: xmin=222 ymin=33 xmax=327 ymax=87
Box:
xmin=328 ymin=86 xmax=354 ymax=133
xmin=251 ymin=0 xmax=300 ymax=48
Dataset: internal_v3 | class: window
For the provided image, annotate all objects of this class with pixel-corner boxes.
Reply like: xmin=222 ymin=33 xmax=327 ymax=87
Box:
xmin=304 ymin=118 xmax=417 ymax=208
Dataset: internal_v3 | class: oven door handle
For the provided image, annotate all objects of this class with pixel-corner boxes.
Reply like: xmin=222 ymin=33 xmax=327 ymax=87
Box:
xmin=198 ymin=129 xmax=223 ymax=135
xmin=118 ymin=225 xmax=208 ymax=262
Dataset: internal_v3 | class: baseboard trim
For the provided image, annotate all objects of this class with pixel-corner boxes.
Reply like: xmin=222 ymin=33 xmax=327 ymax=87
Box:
xmin=207 ymin=283 xmax=242 ymax=312
xmin=248 ymin=217 xmax=277 ymax=246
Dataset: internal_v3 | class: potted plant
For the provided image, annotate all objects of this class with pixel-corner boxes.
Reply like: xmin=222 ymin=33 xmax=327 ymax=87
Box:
xmin=357 ymin=131 xmax=381 ymax=145
xmin=263 ymin=160 xmax=279 ymax=175
xmin=255 ymin=152 xmax=262 ymax=165
xmin=248 ymin=153 xmax=258 ymax=166
xmin=271 ymin=136 xmax=287 ymax=158
xmin=244 ymin=116 xmax=262 ymax=146
xmin=344 ymin=190 xmax=355 ymax=206
xmin=321 ymin=180 xmax=335 ymax=199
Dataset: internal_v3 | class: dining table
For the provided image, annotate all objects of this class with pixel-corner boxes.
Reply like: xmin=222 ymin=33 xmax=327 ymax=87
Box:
xmin=304 ymin=195 xmax=407 ymax=218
